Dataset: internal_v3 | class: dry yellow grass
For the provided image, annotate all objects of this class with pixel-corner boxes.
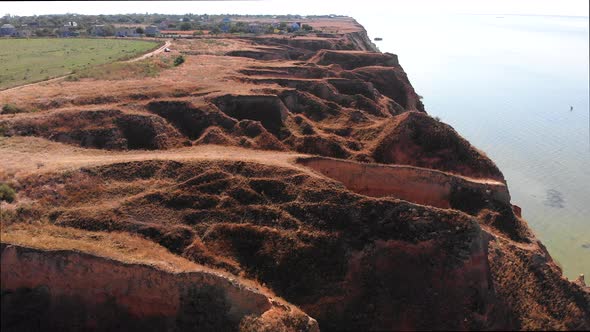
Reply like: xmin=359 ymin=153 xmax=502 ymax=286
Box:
xmin=0 ymin=136 xmax=312 ymax=181
xmin=1 ymin=223 xmax=200 ymax=273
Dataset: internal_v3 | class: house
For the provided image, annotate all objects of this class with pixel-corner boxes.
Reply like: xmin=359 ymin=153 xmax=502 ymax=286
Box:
xmin=13 ymin=29 xmax=32 ymax=38
xmin=158 ymin=20 xmax=173 ymax=29
xmin=91 ymin=25 xmax=106 ymax=36
xmin=145 ymin=25 xmax=159 ymax=37
xmin=59 ymin=23 xmax=81 ymax=37
xmin=220 ymin=17 xmax=231 ymax=33
xmin=116 ymin=28 xmax=140 ymax=37
xmin=0 ymin=24 xmax=16 ymax=36
xmin=247 ymin=23 xmax=262 ymax=34
xmin=59 ymin=25 xmax=76 ymax=37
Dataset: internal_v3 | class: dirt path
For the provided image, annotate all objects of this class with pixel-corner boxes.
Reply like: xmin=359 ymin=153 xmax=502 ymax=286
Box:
xmin=0 ymin=40 xmax=172 ymax=93
xmin=126 ymin=40 xmax=171 ymax=62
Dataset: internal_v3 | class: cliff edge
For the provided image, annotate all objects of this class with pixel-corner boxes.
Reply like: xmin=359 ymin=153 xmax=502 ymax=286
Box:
xmin=1 ymin=16 xmax=588 ymax=331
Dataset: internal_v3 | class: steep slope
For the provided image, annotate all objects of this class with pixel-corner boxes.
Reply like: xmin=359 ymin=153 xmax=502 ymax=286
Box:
xmin=1 ymin=16 xmax=588 ymax=332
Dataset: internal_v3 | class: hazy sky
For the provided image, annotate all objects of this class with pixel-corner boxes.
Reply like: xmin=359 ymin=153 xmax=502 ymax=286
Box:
xmin=2 ymin=0 xmax=589 ymax=17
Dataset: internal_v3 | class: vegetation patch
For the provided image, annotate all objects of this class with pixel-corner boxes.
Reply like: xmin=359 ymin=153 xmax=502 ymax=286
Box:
xmin=0 ymin=38 xmax=159 ymax=89
xmin=173 ymin=55 xmax=185 ymax=67
xmin=1 ymin=104 xmax=25 ymax=114
xmin=66 ymin=56 xmax=173 ymax=81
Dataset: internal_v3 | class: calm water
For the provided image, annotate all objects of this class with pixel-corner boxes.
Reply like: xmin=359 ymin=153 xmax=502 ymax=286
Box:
xmin=357 ymin=14 xmax=589 ymax=279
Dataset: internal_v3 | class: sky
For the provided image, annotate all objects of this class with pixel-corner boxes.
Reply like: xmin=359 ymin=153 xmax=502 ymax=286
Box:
xmin=2 ymin=0 xmax=589 ymax=18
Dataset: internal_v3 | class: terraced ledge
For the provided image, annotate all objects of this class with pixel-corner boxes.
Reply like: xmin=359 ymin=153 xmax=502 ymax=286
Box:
xmin=297 ymin=156 xmax=510 ymax=211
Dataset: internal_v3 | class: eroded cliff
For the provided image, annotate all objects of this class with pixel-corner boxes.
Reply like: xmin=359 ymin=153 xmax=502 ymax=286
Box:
xmin=1 ymin=16 xmax=588 ymax=331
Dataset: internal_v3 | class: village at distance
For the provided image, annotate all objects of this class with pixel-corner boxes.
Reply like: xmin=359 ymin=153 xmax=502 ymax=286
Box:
xmin=0 ymin=13 xmax=340 ymax=38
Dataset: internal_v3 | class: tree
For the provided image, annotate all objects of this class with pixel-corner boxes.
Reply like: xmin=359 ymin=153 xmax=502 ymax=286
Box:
xmin=0 ymin=183 xmax=16 ymax=222
xmin=180 ymin=22 xmax=192 ymax=31
xmin=135 ymin=27 xmax=144 ymax=34
xmin=102 ymin=24 xmax=116 ymax=36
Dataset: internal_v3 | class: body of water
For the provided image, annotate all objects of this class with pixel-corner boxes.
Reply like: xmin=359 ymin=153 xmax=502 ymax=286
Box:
xmin=357 ymin=14 xmax=589 ymax=279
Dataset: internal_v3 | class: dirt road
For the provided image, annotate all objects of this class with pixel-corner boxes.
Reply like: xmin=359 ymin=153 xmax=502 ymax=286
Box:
xmin=126 ymin=40 xmax=171 ymax=62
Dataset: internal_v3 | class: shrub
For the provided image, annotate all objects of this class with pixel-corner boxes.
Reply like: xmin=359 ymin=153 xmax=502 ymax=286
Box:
xmin=174 ymin=55 xmax=185 ymax=67
xmin=0 ymin=184 xmax=15 ymax=203
xmin=2 ymin=104 xmax=25 ymax=114
xmin=0 ymin=183 xmax=16 ymax=222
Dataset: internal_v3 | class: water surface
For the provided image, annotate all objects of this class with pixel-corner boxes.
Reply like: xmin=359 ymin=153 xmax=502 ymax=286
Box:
xmin=358 ymin=14 xmax=589 ymax=279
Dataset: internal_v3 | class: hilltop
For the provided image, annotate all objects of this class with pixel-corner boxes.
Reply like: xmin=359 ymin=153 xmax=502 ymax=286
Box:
xmin=1 ymin=16 xmax=588 ymax=331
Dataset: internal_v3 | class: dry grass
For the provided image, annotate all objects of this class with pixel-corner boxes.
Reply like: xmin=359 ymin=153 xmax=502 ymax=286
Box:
xmin=66 ymin=56 xmax=174 ymax=81
xmin=0 ymin=136 xmax=310 ymax=181
xmin=0 ymin=223 xmax=200 ymax=273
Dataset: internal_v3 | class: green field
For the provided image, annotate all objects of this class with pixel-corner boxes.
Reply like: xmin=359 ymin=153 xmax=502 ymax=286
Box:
xmin=0 ymin=38 xmax=159 ymax=90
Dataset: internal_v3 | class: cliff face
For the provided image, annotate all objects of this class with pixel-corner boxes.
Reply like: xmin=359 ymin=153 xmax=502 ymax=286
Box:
xmin=1 ymin=240 xmax=318 ymax=332
xmin=1 ymin=16 xmax=588 ymax=331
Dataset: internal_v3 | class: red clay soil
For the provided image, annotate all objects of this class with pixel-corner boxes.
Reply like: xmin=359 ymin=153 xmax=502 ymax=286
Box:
xmin=371 ymin=111 xmax=505 ymax=181
xmin=1 ymin=16 xmax=588 ymax=332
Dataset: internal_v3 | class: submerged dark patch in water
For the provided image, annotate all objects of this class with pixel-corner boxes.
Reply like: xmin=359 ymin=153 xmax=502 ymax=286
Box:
xmin=543 ymin=189 xmax=565 ymax=209
xmin=581 ymin=243 xmax=590 ymax=249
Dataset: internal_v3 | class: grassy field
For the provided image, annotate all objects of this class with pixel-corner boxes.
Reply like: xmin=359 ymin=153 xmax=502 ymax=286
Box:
xmin=0 ymin=38 xmax=159 ymax=90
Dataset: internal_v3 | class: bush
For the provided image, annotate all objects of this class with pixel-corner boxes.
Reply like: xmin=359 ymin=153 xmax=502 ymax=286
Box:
xmin=0 ymin=184 xmax=15 ymax=204
xmin=2 ymin=104 xmax=25 ymax=114
xmin=174 ymin=55 xmax=185 ymax=67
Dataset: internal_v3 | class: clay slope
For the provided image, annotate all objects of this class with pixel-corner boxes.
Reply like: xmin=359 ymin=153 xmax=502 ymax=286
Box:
xmin=371 ymin=111 xmax=504 ymax=181
xmin=2 ymin=158 xmax=588 ymax=330
xmin=1 ymin=226 xmax=318 ymax=332
xmin=1 ymin=16 xmax=588 ymax=332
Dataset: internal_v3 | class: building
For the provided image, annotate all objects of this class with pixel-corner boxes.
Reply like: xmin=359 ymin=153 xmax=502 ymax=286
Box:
xmin=221 ymin=17 xmax=231 ymax=33
xmin=13 ymin=29 xmax=32 ymax=38
xmin=60 ymin=25 xmax=79 ymax=37
xmin=91 ymin=25 xmax=106 ymax=36
xmin=145 ymin=25 xmax=159 ymax=37
xmin=248 ymin=23 xmax=262 ymax=34
xmin=116 ymin=28 xmax=140 ymax=37
xmin=0 ymin=24 xmax=16 ymax=36
xmin=158 ymin=20 xmax=172 ymax=29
